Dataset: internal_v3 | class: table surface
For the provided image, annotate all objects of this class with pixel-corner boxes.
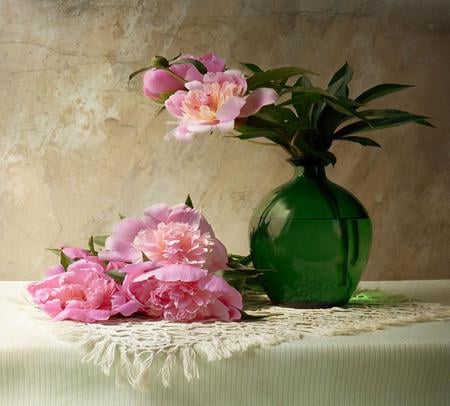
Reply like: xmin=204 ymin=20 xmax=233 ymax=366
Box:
xmin=1 ymin=280 xmax=449 ymax=406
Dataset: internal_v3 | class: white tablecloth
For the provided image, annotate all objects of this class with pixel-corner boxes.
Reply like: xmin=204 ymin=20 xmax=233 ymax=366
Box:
xmin=1 ymin=280 xmax=449 ymax=406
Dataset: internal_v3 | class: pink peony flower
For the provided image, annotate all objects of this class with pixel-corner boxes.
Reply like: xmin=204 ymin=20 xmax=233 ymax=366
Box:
xmin=98 ymin=203 xmax=228 ymax=271
xmin=143 ymin=53 xmax=226 ymax=102
xmin=27 ymin=259 xmax=137 ymax=322
xmin=122 ymin=263 xmax=242 ymax=322
xmin=164 ymin=70 xmax=278 ymax=142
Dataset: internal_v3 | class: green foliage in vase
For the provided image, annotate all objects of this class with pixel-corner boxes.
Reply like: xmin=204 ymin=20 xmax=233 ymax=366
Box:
xmin=233 ymin=62 xmax=434 ymax=165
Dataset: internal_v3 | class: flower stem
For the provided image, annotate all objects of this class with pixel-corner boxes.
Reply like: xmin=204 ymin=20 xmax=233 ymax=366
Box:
xmin=163 ymin=68 xmax=188 ymax=83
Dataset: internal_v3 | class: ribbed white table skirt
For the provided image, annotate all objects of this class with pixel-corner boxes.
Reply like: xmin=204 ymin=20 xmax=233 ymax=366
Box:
xmin=1 ymin=280 xmax=449 ymax=406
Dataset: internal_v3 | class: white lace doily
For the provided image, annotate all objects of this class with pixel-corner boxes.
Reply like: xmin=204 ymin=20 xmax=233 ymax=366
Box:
xmin=19 ymin=289 xmax=450 ymax=391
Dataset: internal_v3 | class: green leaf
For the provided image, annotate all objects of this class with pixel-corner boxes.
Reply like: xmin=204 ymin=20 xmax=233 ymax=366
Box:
xmin=314 ymin=149 xmax=337 ymax=166
xmin=185 ymin=194 xmax=194 ymax=208
xmin=240 ymin=62 xmax=263 ymax=73
xmin=168 ymin=52 xmax=182 ymax=62
xmin=47 ymin=248 xmax=61 ymax=256
xmin=359 ymin=109 xmax=430 ymax=120
xmin=233 ymin=124 xmax=292 ymax=150
xmin=238 ymin=308 xmax=273 ymax=321
xmin=314 ymin=63 xmax=354 ymax=135
xmin=327 ymin=62 xmax=353 ymax=97
xmin=60 ymin=250 xmax=74 ymax=271
xmin=93 ymin=235 xmax=108 ymax=247
xmin=338 ymin=136 xmax=381 ymax=147
xmin=282 ymin=87 xmax=365 ymax=126
xmin=247 ymin=66 xmax=314 ymax=90
xmin=295 ymin=132 xmax=337 ymax=166
xmin=322 ymin=97 xmax=366 ymax=121
xmin=356 ymin=83 xmax=413 ymax=104
xmin=106 ymin=269 xmax=125 ymax=284
xmin=88 ymin=236 xmax=98 ymax=256
xmin=128 ymin=66 xmax=151 ymax=84
xmin=227 ymin=254 xmax=253 ymax=269
xmin=288 ymin=76 xmax=317 ymax=127
xmin=253 ymin=105 xmax=300 ymax=130
xmin=334 ymin=115 xmax=434 ymax=138
xmin=171 ymin=58 xmax=207 ymax=74
xmin=280 ymin=86 xmax=338 ymax=98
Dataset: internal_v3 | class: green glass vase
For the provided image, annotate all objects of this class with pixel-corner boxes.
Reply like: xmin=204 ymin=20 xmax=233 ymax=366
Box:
xmin=249 ymin=157 xmax=372 ymax=308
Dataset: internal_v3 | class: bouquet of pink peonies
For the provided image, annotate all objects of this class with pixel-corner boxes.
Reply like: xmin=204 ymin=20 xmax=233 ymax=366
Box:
xmin=133 ymin=52 xmax=431 ymax=164
xmin=27 ymin=200 xmax=247 ymax=323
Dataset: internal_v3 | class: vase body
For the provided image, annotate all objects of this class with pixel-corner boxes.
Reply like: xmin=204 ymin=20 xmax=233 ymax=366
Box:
xmin=249 ymin=158 xmax=372 ymax=308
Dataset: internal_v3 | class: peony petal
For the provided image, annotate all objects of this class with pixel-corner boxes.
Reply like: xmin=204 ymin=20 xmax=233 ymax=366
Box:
xmin=198 ymin=53 xmax=226 ymax=73
xmin=152 ymin=264 xmax=207 ymax=282
xmin=199 ymin=275 xmax=243 ymax=309
xmin=164 ymin=125 xmax=194 ymax=143
xmin=184 ymin=80 xmax=204 ymax=91
xmin=113 ymin=298 xmax=140 ymax=317
xmin=61 ymin=246 xmax=90 ymax=260
xmin=216 ymin=96 xmax=246 ymax=122
xmin=167 ymin=206 xmax=201 ymax=228
xmin=165 ymin=90 xmax=187 ymax=118
xmin=44 ymin=264 xmax=65 ymax=278
xmin=143 ymin=69 xmax=186 ymax=101
xmin=67 ymin=259 xmax=105 ymax=274
xmin=185 ymin=123 xmax=213 ymax=134
xmin=209 ymin=239 xmax=229 ymax=271
xmin=110 ymin=218 xmax=147 ymax=246
xmin=215 ymin=120 xmax=235 ymax=134
xmin=98 ymin=250 xmax=132 ymax=262
xmin=143 ymin=203 xmax=170 ymax=225
xmin=207 ymin=299 xmax=231 ymax=321
xmin=239 ymin=88 xmax=278 ymax=118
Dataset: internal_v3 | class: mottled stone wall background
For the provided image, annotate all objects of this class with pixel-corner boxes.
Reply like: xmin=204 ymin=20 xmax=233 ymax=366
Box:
xmin=0 ymin=0 xmax=449 ymax=280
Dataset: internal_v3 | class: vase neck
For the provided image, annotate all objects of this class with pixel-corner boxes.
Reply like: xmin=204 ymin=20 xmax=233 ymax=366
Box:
xmin=294 ymin=165 xmax=326 ymax=180
xmin=289 ymin=157 xmax=327 ymax=180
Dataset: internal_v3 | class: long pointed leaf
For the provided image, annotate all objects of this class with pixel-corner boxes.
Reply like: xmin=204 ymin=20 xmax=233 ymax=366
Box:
xmin=88 ymin=236 xmax=97 ymax=256
xmin=334 ymin=116 xmax=434 ymax=138
xmin=233 ymin=126 xmax=291 ymax=148
xmin=356 ymin=83 xmax=413 ymax=104
xmin=315 ymin=63 xmax=354 ymax=135
xmin=171 ymin=58 xmax=207 ymax=74
xmin=281 ymin=86 xmax=338 ymax=98
xmin=247 ymin=67 xmax=314 ymax=90
xmin=240 ymin=62 xmax=263 ymax=73
xmin=128 ymin=66 xmax=151 ymax=84
xmin=327 ymin=62 xmax=353 ymax=97
xmin=337 ymin=136 xmax=381 ymax=147
xmin=359 ymin=109 xmax=430 ymax=120
xmin=290 ymin=76 xmax=314 ymax=121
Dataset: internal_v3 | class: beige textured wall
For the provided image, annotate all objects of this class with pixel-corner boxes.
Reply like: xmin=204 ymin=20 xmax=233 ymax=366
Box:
xmin=0 ymin=0 xmax=449 ymax=281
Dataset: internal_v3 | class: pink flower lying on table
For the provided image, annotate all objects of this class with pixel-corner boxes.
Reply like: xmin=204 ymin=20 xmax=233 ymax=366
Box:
xmin=122 ymin=262 xmax=242 ymax=322
xmin=143 ymin=53 xmax=226 ymax=102
xmin=99 ymin=203 xmax=228 ymax=271
xmin=28 ymin=259 xmax=136 ymax=322
xmin=29 ymin=200 xmax=243 ymax=323
xmin=164 ymin=70 xmax=278 ymax=142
